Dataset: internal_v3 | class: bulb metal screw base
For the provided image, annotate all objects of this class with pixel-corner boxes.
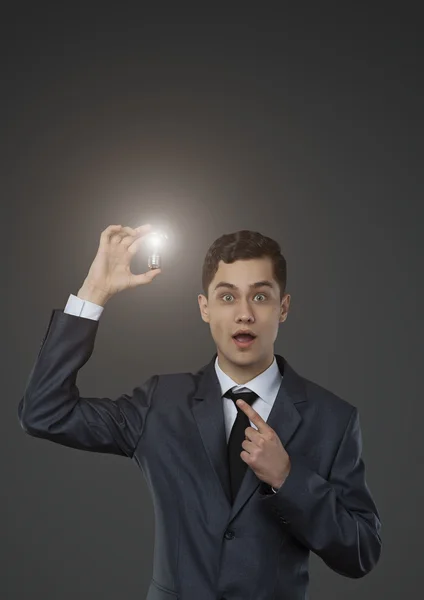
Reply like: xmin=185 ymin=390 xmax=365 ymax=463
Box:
xmin=148 ymin=254 xmax=161 ymax=269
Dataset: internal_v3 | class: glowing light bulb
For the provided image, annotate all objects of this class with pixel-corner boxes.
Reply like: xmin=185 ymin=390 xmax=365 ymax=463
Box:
xmin=145 ymin=230 xmax=168 ymax=270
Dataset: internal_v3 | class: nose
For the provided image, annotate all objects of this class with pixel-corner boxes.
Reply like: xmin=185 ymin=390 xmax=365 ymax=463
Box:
xmin=235 ymin=299 xmax=255 ymax=323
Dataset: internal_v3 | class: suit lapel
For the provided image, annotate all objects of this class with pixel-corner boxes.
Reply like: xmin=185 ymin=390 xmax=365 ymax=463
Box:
xmin=191 ymin=353 xmax=307 ymax=521
xmin=191 ymin=358 xmax=233 ymax=504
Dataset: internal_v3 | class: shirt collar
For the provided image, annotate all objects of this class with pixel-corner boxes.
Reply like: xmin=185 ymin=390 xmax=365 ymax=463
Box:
xmin=214 ymin=354 xmax=282 ymax=405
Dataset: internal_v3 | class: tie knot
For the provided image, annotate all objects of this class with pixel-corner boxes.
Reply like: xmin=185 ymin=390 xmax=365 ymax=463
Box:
xmin=224 ymin=388 xmax=259 ymax=407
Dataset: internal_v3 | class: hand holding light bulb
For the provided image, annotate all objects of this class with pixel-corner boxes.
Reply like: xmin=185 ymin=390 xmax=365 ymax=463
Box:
xmin=77 ymin=223 xmax=163 ymax=306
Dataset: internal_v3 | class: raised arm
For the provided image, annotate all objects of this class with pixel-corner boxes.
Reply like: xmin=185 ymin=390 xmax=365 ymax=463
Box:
xmin=18 ymin=223 xmax=162 ymax=457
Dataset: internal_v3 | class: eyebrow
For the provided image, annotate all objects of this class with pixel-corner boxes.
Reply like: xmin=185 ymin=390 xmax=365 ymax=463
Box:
xmin=213 ymin=280 xmax=275 ymax=292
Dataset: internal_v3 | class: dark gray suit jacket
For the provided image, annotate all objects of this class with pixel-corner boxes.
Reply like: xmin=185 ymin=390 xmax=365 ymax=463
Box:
xmin=18 ymin=309 xmax=382 ymax=600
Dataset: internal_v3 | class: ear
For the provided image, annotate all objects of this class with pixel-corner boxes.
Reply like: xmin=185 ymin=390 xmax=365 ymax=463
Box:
xmin=198 ymin=294 xmax=210 ymax=323
xmin=279 ymin=293 xmax=291 ymax=322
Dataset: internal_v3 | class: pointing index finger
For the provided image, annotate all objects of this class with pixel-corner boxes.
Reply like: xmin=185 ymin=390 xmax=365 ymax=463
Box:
xmin=236 ymin=399 xmax=268 ymax=433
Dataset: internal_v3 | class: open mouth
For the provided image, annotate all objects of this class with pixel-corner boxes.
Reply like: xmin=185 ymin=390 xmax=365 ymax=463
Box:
xmin=232 ymin=333 xmax=257 ymax=347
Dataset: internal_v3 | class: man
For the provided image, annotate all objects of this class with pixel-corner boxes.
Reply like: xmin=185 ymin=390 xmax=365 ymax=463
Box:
xmin=18 ymin=223 xmax=382 ymax=600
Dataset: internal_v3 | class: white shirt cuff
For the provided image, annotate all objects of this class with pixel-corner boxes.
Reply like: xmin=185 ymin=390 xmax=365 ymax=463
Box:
xmin=64 ymin=294 xmax=104 ymax=321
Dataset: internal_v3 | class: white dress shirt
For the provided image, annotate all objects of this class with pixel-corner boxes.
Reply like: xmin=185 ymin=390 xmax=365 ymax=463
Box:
xmin=64 ymin=294 xmax=283 ymax=492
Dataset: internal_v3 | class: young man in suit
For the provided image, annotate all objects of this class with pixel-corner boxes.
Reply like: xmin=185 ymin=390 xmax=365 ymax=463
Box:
xmin=18 ymin=223 xmax=382 ymax=600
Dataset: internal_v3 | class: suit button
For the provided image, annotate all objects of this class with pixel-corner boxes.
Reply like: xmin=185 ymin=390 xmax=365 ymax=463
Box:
xmin=224 ymin=530 xmax=235 ymax=540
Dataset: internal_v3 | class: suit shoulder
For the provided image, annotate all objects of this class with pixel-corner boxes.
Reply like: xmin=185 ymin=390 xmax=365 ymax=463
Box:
xmin=155 ymin=360 xmax=209 ymax=383
xmin=300 ymin=372 xmax=357 ymax=416
xmin=154 ymin=370 xmax=194 ymax=388
xmin=155 ymin=370 xmax=192 ymax=381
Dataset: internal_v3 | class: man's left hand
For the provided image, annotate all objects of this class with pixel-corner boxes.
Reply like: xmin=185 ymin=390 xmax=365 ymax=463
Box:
xmin=236 ymin=398 xmax=291 ymax=490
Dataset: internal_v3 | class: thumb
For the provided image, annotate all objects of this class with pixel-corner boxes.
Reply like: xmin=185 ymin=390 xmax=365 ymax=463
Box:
xmin=129 ymin=269 xmax=162 ymax=288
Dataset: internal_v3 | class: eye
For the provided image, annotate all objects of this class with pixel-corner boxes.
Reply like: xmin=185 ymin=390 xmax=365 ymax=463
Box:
xmin=221 ymin=293 xmax=267 ymax=302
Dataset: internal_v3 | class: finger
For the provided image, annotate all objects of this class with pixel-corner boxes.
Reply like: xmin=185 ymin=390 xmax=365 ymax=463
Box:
xmin=236 ymin=399 xmax=269 ymax=433
xmin=126 ymin=224 xmax=154 ymax=252
xmin=116 ymin=225 xmax=148 ymax=247
xmin=134 ymin=223 xmax=152 ymax=234
xmin=127 ymin=232 xmax=149 ymax=254
xmin=129 ymin=268 xmax=162 ymax=288
xmin=119 ymin=226 xmax=138 ymax=247
xmin=241 ymin=439 xmax=255 ymax=453
xmin=121 ymin=226 xmax=136 ymax=235
xmin=245 ymin=426 xmax=261 ymax=442
xmin=100 ymin=225 xmax=122 ymax=245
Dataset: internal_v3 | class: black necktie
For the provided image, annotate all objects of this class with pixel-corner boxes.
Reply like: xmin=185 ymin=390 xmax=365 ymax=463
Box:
xmin=225 ymin=388 xmax=259 ymax=503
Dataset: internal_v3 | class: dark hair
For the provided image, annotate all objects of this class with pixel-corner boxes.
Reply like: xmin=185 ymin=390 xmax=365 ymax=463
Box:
xmin=202 ymin=230 xmax=287 ymax=301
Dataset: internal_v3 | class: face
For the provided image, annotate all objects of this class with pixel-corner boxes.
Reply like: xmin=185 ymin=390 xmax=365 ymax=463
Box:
xmin=198 ymin=257 xmax=290 ymax=384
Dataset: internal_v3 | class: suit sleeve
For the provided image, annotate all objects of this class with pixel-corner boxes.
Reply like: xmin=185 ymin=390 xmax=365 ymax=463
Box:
xmin=18 ymin=309 xmax=158 ymax=458
xmin=260 ymin=407 xmax=382 ymax=578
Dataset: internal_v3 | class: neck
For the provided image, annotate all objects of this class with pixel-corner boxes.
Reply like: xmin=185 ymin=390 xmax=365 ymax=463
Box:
xmin=217 ymin=350 xmax=274 ymax=385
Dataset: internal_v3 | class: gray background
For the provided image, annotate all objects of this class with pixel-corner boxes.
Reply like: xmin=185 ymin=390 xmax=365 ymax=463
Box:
xmin=3 ymin=8 xmax=423 ymax=600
